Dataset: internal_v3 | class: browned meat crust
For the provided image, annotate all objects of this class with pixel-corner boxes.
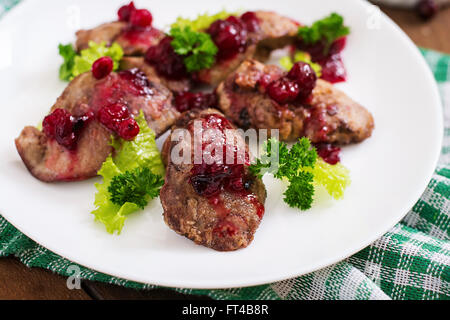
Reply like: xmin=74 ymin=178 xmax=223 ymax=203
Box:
xmin=160 ymin=109 xmax=267 ymax=251
xmin=120 ymin=57 xmax=192 ymax=92
xmin=216 ymin=59 xmax=374 ymax=144
xmin=75 ymin=21 xmax=164 ymax=56
xmin=15 ymin=71 xmax=179 ymax=182
xmin=196 ymin=11 xmax=299 ymax=86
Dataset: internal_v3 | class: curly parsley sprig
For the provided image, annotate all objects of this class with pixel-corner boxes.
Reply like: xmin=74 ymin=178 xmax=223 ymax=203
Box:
xmin=249 ymin=137 xmax=350 ymax=211
xmin=108 ymin=167 xmax=164 ymax=209
xmin=298 ymin=13 xmax=350 ymax=52
xmin=170 ymin=26 xmax=218 ymax=72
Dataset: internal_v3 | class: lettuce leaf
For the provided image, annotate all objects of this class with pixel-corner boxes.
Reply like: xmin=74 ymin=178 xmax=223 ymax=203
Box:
xmin=171 ymin=10 xmax=239 ymax=31
xmin=58 ymin=41 xmax=124 ymax=81
xmin=58 ymin=44 xmax=77 ymax=81
xmin=91 ymin=112 xmax=164 ymax=234
xmin=279 ymin=51 xmax=322 ymax=77
xmin=311 ymin=158 xmax=350 ymax=200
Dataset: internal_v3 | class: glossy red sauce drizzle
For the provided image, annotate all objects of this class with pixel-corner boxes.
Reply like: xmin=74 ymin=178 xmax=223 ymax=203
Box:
xmin=188 ymin=114 xmax=264 ymax=236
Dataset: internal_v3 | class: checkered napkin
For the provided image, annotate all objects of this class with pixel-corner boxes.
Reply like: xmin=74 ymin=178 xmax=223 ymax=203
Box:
xmin=0 ymin=1 xmax=448 ymax=300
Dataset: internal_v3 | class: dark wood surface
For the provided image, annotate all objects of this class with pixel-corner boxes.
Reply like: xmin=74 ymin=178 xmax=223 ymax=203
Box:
xmin=1 ymin=6 xmax=449 ymax=300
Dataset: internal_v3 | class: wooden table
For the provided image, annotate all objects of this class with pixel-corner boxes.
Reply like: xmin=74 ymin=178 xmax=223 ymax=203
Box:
xmin=1 ymin=5 xmax=449 ymax=300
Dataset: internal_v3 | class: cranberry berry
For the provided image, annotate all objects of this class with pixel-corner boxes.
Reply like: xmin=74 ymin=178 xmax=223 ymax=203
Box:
xmin=98 ymin=104 xmax=130 ymax=131
xmin=129 ymin=9 xmax=153 ymax=28
xmin=92 ymin=56 xmax=113 ymax=79
xmin=287 ymin=61 xmax=317 ymax=99
xmin=240 ymin=11 xmax=260 ymax=33
xmin=145 ymin=36 xmax=188 ymax=80
xmin=267 ymin=78 xmax=300 ymax=104
xmin=118 ymin=118 xmax=140 ymax=140
xmin=117 ymin=1 xmax=136 ymax=22
xmin=207 ymin=18 xmax=247 ymax=61
xmin=42 ymin=108 xmax=93 ymax=150
xmin=314 ymin=143 xmax=341 ymax=165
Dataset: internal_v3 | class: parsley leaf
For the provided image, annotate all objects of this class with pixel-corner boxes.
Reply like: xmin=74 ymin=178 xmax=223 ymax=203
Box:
xmin=298 ymin=13 xmax=350 ymax=48
xmin=249 ymin=137 xmax=350 ymax=211
xmin=108 ymin=167 xmax=164 ymax=209
xmin=284 ymin=172 xmax=315 ymax=210
xmin=170 ymin=27 xmax=218 ymax=72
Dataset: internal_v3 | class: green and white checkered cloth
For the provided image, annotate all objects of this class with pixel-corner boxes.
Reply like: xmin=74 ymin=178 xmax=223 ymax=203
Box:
xmin=0 ymin=1 xmax=449 ymax=300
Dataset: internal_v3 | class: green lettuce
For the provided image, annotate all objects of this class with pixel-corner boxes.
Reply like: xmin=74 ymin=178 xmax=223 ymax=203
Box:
xmin=92 ymin=112 xmax=164 ymax=234
xmin=171 ymin=10 xmax=239 ymax=32
xmin=58 ymin=41 xmax=124 ymax=81
xmin=279 ymin=51 xmax=322 ymax=77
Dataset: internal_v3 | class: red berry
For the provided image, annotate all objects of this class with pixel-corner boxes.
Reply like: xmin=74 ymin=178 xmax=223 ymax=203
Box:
xmin=207 ymin=18 xmax=247 ymax=61
xmin=92 ymin=56 xmax=113 ymax=79
xmin=240 ymin=11 xmax=260 ymax=32
xmin=145 ymin=36 xmax=188 ymax=80
xmin=118 ymin=118 xmax=140 ymax=140
xmin=117 ymin=1 xmax=136 ymax=22
xmin=314 ymin=143 xmax=341 ymax=165
xmin=98 ymin=104 xmax=130 ymax=131
xmin=42 ymin=108 xmax=93 ymax=150
xmin=267 ymin=78 xmax=300 ymax=104
xmin=287 ymin=61 xmax=317 ymax=99
xmin=129 ymin=9 xmax=152 ymax=28
xmin=416 ymin=0 xmax=438 ymax=19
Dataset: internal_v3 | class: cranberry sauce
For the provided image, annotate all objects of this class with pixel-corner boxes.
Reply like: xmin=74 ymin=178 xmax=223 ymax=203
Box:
xmin=89 ymin=68 xmax=154 ymax=140
xmin=174 ymin=92 xmax=217 ymax=112
xmin=314 ymin=143 xmax=341 ymax=165
xmin=97 ymin=103 xmax=139 ymax=140
xmin=265 ymin=61 xmax=317 ymax=105
xmin=117 ymin=2 xmax=158 ymax=46
xmin=188 ymin=114 xmax=264 ymax=223
xmin=145 ymin=36 xmax=188 ymax=80
xmin=42 ymin=108 xmax=94 ymax=150
xmin=90 ymin=68 xmax=153 ymax=111
xmin=206 ymin=12 xmax=260 ymax=62
xmin=296 ymin=36 xmax=347 ymax=83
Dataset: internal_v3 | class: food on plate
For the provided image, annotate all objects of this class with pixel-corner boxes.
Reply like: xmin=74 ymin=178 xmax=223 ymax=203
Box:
xmin=92 ymin=111 xmax=165 ymax=234
xmin=249 ymin=137 xmax=350 ymax=210
xmin=160 ymin=109 xmax=266 ymax=251
xmin=15 ymin=3 xmax=375 ymax=246
xmin=194 ymin=11 xmax=300 ymax=85
xmin=216 ymin=59 xmax=374 ymax=144
xmin=75 ymin=2 xmax=164 ymax=56
xmin=16 ymin=60 xmax=178 ymax=182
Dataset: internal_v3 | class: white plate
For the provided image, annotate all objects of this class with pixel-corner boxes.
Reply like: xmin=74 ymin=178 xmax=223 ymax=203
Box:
xmin=0 ymin=0 xmax=443 ymax=289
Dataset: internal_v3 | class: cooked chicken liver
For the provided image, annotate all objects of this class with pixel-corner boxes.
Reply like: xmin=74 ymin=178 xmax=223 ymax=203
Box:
xmin=15 ymin=69 xmax=178 ymax=182
xmin=160 ymin=109 xmax=266 ymax=251
xmin=216 ymin=59 xmax=374 ymax=144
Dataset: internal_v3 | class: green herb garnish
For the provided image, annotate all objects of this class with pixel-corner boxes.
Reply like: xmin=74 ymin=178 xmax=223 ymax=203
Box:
xmin=92 ymin=111 xmax=165 ymax=234
xmin=170 ymin=26 xmax=218 ymax=72
xmin=249 ymin=137 xmax=350 ymax=210
xmin=298 ymin=13 xmax=350 ymax=50
xmin=108 ymin=167 xmax=164 ymax=209
xmin=58 ymin=41 xmax=123 ymax=81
